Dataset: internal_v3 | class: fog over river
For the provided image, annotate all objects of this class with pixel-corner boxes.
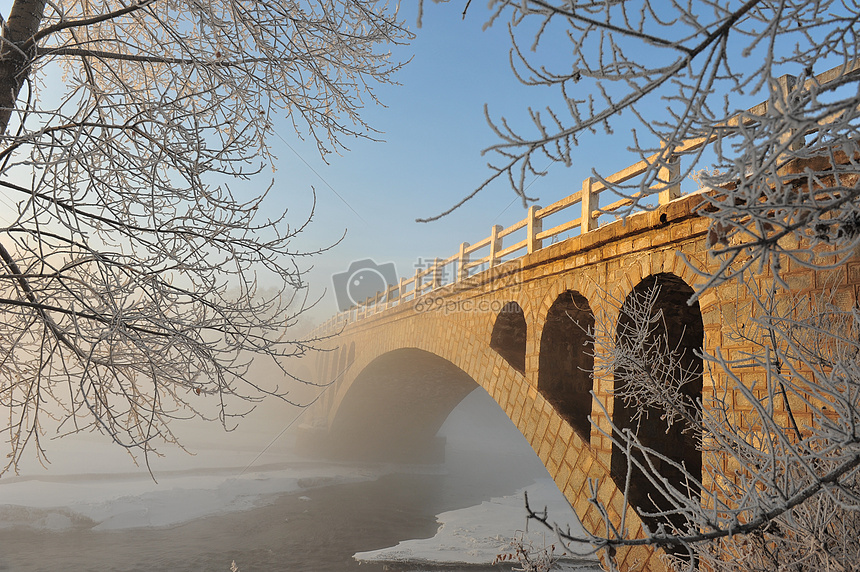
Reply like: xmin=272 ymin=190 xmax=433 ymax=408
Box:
xmin=0 ymin=388 xmax=598 ymax=572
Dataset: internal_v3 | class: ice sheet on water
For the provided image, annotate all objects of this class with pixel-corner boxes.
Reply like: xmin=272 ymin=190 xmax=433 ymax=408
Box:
xmin=0 ymin=460 xmax=387 ymax=532
xmin=354 ymin=477 xmax=600 ymax=569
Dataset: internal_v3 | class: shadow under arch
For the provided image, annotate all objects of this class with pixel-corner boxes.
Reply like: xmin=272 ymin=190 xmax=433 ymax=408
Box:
xmin=324 ymin=348 xmax=478 ymax=463
xmin=611 ymin=272 xmax=703 ymax=537
xmin=538 ymin=290 xmax=595 ymax=442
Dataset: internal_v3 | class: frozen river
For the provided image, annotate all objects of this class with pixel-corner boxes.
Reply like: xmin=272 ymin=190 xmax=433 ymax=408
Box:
xmin=0 ymin=389 xmax=599 ymax=571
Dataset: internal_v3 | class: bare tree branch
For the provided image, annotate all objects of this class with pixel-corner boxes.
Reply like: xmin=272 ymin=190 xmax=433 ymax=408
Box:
xmin=0 ymin=0 xmax=411 ymax=474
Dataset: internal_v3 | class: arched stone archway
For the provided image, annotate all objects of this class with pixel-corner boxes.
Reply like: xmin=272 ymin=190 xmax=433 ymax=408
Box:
xmin=338 ymin=344 xmax=348 ymax=375
xmin=490 ymin=301 xmax=527 ymax=373
xmin=328 ymin=347 xmax=341 ymax=383
xmin=610 ymin=272 xmax=703 ymax=535
xmin=324 ymin=348 xmax=478 ymax=463
xmin=317 ymin=350 xmax=329 ymax=382
xmin=538 ymin=290 xmax=595 ymax=442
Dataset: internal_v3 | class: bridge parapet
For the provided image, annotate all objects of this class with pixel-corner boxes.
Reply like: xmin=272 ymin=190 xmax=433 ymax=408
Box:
xmin=316 ymin=158 xmax=695 ymax=333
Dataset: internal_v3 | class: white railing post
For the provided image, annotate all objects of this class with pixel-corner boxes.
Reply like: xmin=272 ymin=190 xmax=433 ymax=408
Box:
xmin=776 ymin=74 xmax=802 ymax=151
xmin=527 ymin=204 xmax=542 ymax=254
xmin=458 ymin=242 xmax=470 ymax=281
xmin=658 ymin=153 xmax=681 ymax=205
xmin=489 ymin=224 xmax=503 ymax=267
xmin=414 ymin=266 xmax=422 ymax=297
xmin=581 ymin=177 xmax=598 ymax=234
xmin=432 ymin=257 xmax=442 ymax=289
xmin=398 ymin=277 xmax=406 ymax=305
xmin=388 ymin=287 xmax=394 ymax=310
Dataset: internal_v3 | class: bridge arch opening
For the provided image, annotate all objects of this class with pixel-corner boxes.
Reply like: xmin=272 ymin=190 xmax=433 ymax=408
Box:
xmin=324 ymin=348 xmax=478 ymax=463
xmin=338 ymin=345 xmax=348 ymax=376
xmin=317 ymin=350 xmax=329 ymax=381
xmin=327 ymin=347 xmax=341 ymax=383
xmin=538 ymin=290 xmax=595 ymax=442
xmin=490 ymin=301 xmax=526 ymax=374
xmin=610 ymin=273 xmax=703 ymax=534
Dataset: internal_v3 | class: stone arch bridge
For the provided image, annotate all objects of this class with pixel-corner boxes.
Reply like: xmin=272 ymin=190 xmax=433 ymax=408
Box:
xmin=297 ymin=68 xmax=858 ymax=570
xmin=300 ymin=197 xmax=855 ymax=568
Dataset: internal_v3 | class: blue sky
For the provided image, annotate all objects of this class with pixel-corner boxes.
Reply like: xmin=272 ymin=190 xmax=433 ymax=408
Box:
xmin=276 ymin=2 xmax=646 ymax=322
xmin=0 ymin=0 xmax=701 ymax=324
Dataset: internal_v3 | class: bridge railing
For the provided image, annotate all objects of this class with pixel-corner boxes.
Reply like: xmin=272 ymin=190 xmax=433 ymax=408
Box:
xmin=318 ymin=162 xmax=685 ymax=332
xmin=316 ymin=61 xmax=860 ymax=334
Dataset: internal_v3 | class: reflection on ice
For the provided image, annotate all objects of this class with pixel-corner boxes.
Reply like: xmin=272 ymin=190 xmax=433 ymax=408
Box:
xmin=354 ymin=478 xmax=599 ymax=570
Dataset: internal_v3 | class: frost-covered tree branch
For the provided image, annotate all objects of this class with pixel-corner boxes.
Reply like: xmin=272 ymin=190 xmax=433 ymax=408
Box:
xmin=0 ymin=0 xmax=410 ymax=474
xmin=518 ymin=281 xmax=860 ymax=571
xmin=420 ymin=0 xmax=860 ymax=239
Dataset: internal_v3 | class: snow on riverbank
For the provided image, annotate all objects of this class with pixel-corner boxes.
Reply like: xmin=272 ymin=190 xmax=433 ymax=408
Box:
xmin=354 ymin=477 xmax=600 ymax=570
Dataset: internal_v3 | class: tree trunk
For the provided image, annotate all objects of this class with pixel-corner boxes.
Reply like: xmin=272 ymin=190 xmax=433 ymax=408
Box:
xmin=0 ymin=0 xmax=46 ymax=136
